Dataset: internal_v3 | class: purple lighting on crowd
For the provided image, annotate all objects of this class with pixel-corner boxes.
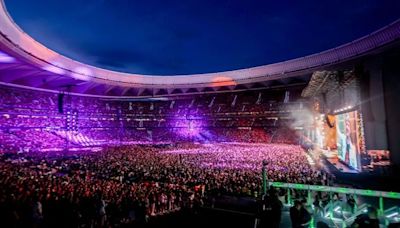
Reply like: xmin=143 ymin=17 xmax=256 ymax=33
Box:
xmin=168 ymin=107 xmax=208 ymax=140
xmin=175 ymin=118 xmax=204 ymax=138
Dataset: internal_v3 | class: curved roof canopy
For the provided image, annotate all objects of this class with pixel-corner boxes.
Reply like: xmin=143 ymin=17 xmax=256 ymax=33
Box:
xmin=7 ymin=0 xmax=400 ymax=76
xmin=0 ymin=0 xmax=399 ymax=97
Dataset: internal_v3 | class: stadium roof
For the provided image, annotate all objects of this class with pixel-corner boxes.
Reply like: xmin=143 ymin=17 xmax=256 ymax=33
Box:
xmin=0 ymin=0 xmax=399 ymax=97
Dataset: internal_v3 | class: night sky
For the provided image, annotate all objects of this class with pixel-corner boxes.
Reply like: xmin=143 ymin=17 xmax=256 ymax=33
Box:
xmin=6 ymin=0 xmax=400 ymax=75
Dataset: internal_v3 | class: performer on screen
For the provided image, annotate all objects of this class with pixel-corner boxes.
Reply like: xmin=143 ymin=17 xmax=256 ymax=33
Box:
xmin=345 ymin=117 xmax=351 ymax=164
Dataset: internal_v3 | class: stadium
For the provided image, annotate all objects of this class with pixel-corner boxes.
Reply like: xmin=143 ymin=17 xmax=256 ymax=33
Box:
xmin=0 ymin=1 xmax=400 ymax=227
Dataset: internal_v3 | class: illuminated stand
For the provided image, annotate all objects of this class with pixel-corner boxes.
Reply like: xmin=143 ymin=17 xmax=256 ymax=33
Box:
xmin=269 ymin=182 xmax=400 ymax=227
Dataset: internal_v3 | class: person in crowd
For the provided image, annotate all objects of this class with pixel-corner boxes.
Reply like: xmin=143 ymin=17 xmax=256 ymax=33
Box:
xmin=347 ymin=194 xmax=356 ymax=213
xmin=351 ymin=206 xmax=380 ymax=228
xmin=260 ymin=188 xmax=282 ymax=228
xmin=290 ymin=200 xmax=311 ymax=228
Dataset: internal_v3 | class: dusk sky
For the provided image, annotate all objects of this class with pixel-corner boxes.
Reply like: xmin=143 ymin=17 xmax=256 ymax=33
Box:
xmin=6 ymin=0 xmax=400 ymax=75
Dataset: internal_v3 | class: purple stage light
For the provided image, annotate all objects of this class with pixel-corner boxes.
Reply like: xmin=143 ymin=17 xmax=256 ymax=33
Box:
xmin=167 ymin=109 xmax=209 ymax=140
xmin=71 ymin=67 xmax=91 ymax=81
xmin=0 ymin=51 xmax=15 ymax=63
xmin=42 ymin=62 xmax=66 ymax=75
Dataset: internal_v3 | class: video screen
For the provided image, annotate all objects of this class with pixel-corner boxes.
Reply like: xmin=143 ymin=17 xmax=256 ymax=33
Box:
xmin=336 ymin=111 xmax=363 ymax=171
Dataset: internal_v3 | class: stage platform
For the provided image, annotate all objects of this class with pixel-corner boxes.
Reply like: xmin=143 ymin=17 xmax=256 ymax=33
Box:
xmin=322 ymin=150 xmax=359 ymax=174
xmin=326 ymin=157 xmax=359 ymax=174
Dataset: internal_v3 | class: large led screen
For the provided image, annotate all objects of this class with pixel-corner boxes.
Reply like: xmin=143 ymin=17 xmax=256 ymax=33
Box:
xmin=336 ymin=111 xmax=363 ymax=171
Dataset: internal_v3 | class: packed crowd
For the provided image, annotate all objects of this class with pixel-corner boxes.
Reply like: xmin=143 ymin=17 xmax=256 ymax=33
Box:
xmin=0 ymin=85 xmax=315 ymax=227
xmin=0 ymin=126 xmax=300 ymax=153
xmin=0 ymin=143 xmax=328 ymax=227
xmin=0 ymin=84 xmax=305 ymax=116
xmin=0 ymin=84 xmax=305 ymax=154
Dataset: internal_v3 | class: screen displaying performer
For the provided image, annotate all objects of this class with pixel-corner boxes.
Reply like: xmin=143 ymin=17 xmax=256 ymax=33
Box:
xmin=336 ymin=111 xmax=363 ymax=171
